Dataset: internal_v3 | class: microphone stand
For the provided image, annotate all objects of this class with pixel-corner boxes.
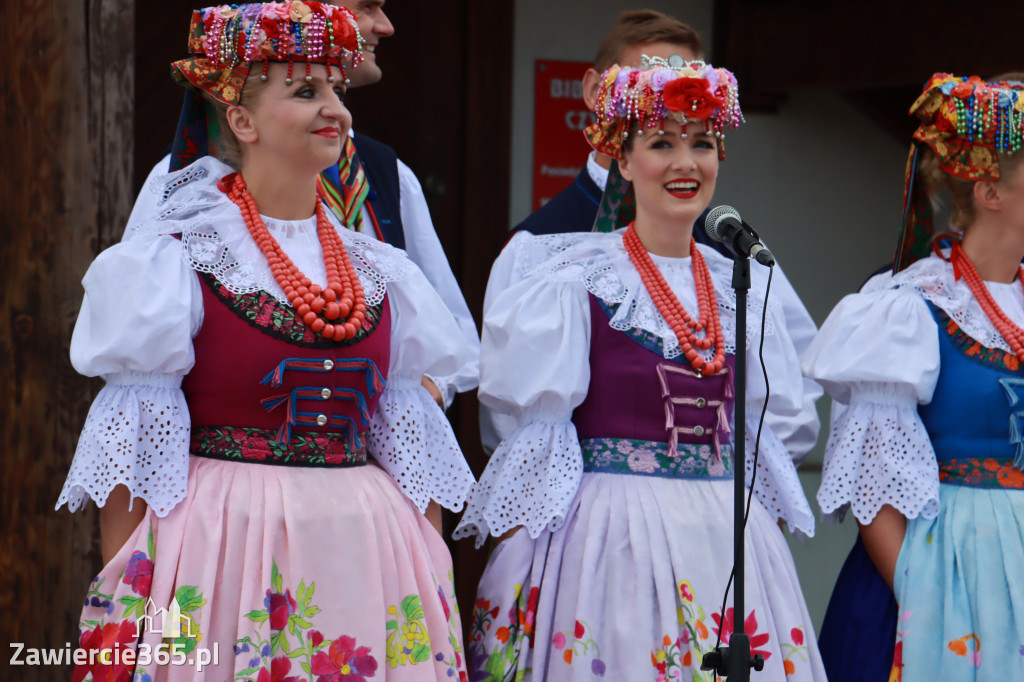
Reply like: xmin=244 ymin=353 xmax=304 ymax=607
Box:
xmin=700 ymin=255 xmax=764 ymax=680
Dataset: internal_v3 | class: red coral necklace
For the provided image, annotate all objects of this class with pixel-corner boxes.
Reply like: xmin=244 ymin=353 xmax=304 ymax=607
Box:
xmin=949 ymin=240 xmax=1024 ymax=360
xmin=623 ymin=223 xmax=725 ymax=375
xmin=220 ymin=172 xmax=366 ymax=341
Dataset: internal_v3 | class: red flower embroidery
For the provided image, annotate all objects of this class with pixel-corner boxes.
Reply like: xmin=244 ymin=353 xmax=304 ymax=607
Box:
xmin=72 ymin=621 xmax=138 ymax=682
xmin=310 ymin=635 xmax=379 ymax=681
xmin=663 ymin=78 xmax=725 ymax=119
xmin=265 ymin=589 xmax=297 ymax=630
xmin=711 ymin=608 xmax=772 ymax=660
xmin=258 ymin=656 xmax=302 ymax=682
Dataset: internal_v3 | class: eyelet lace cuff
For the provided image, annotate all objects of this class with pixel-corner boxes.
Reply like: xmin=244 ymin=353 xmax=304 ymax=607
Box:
xmin=745 ymin=420 xmax=815 ymax=538
xmin=367 ymin=383 xmax=474 ymax=513
xmin=453 ymin=420 xmax=583 ymax=548
xmin=818 ymin=401 xmax=939 ymax=524
xmin=56 ymin=382 xmax=190 ymax=517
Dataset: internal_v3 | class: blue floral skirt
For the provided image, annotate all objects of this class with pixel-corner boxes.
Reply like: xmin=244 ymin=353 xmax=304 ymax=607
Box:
xmin=893 ymin=483 xmax=1024 ymax=680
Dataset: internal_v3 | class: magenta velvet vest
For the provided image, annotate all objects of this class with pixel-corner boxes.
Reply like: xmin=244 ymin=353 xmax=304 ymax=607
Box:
xmin=571 ymin=294 xmax=736 ymax=478
xmin=181 ymin=274 xmax=391 ymax=465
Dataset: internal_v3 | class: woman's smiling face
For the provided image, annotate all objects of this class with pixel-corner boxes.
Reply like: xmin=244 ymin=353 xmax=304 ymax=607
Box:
xmin=239 ymin=62 xmax=352 ymax=174
xmin=619 ymin=118 xmax=719 ymax=231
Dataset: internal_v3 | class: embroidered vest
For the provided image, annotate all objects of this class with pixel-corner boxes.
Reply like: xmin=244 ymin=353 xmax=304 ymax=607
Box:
xmin=919 ymin=304 xmax=1024 ymax=488
xmin=181 ymin=274 xmax=391 ymax=464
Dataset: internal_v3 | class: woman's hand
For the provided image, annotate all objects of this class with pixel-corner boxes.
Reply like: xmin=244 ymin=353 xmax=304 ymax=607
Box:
xmin=494 ymin=526 xmax=522 ymax=546
xmin=99 ymin=485 xmax=148 ymax=564
xmin=421 ymin=376 xmax=444 ymax=408
xmin=425 ymin=501 xmax=444 ymax=537
xmin=858 ymin=504 xmax=907 ymax=592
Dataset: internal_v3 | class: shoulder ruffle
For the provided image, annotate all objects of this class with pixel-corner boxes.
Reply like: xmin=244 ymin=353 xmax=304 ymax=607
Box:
xmin=124 ymin=157 xmax=415 ymax=307
xmin=504 ymin=231 xmax=780 ymax=361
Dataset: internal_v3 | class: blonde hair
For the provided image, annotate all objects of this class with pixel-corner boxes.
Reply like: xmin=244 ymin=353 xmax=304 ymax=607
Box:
xmin=919 ymin=145 xmax=1024 ymax=232
xmin=201 ymin=76 xmax=268 ymax=170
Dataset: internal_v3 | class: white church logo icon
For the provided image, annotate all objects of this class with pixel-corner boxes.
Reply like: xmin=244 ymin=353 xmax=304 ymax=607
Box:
xmin=137 ymin=597 xmax=195 ymax=638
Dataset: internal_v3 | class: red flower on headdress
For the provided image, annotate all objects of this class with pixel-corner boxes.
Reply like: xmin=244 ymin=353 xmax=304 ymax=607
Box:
xmin=262 ymin=16 xmax=283 ymax=40
xmin=329 ymin=10 xmax=357 ymax=49
xmin=952 ymin=76 xmax=985 ymax=99
xmin=663 ymin=77 xmax=724 ymax=120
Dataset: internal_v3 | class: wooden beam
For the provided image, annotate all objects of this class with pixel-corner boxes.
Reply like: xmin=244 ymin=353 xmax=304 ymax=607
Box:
xmin=0 ymin=0 xmax=133 ymax=676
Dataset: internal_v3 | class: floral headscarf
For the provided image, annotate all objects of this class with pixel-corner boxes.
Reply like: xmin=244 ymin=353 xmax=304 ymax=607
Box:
xmin=585 ymin=54 xmax=743 ymax=162
xmin=895 ymin=73 xmax=1024 ymax=272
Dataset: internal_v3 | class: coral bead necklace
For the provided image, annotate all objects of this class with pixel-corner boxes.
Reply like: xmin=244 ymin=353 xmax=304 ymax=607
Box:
xmin=220 ymin=172 xmax=366 ymax=341
xmin=623 ymin=223 xmax=725 ymax=375
xmin=950 ymin=240 xmax=1024 ymax=360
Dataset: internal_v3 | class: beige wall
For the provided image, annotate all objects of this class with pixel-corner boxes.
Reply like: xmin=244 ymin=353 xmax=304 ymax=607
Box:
xmin=511 ymin=0 xmax=910 ymax=631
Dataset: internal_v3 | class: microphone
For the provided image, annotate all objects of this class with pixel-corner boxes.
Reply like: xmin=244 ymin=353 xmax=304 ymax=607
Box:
xmin=704 ymin=205 xmax=776 ymax=267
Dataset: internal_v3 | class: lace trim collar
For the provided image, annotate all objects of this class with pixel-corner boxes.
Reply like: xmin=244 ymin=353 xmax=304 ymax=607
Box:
xmin=509 ymin=231 xmax=779 ymax=360
xmin=883 ymin=254 xmax=1024 ymax=354
xmin=124 ymin=157 xmax=413 ymax=306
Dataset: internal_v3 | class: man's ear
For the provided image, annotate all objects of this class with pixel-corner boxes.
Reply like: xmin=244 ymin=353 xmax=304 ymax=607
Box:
xmin=973 ymin=179 xmax=1002 ymax=212
xmin=227 ymin=105 xmax=258 ymax=144
xmin=582 ymin=67 xmax=602 ymax=111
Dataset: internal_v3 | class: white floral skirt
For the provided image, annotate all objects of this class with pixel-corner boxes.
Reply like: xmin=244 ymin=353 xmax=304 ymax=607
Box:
xmin=72 ymin=455 xmax=467 ymax=681
xmin=467 ymin=473 xmax=825 ymax=681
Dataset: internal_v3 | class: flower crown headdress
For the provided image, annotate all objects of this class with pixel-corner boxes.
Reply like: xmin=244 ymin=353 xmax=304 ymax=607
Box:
xmin=894 ymin=73 xmax=1024 ymax=272
xmin=585 ymin=54 xmax=743 ymax=161
xmin=171 ymin=2 xmax=364 ymax=107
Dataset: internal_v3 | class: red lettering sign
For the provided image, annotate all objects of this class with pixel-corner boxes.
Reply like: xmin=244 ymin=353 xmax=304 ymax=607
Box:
xmin=532 ymin=60 xmax=598 ymax=212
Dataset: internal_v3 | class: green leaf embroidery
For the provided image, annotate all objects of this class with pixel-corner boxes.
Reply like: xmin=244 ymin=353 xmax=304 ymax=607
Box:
xmin=410 ymin=642 xmax=431 ymax=663
xmin=401 ymin=595 xmax=424 ymax=622
xmin=245 ymin=610 xmax=269 ymax=624
xmin=175 ymin=585 xmax=206 ymax=613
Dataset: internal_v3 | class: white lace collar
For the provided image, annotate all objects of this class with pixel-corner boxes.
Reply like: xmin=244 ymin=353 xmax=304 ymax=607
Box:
xmin=879 ymin=252 xmax=1024 ymax=353
xmin=124 ymin=157 xmax=413 ymax=306
xmin=508 ymin=230 xmax=780 ymax=360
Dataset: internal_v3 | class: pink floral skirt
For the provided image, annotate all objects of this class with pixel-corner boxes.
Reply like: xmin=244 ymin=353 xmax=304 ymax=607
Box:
xmin=72 ymin=456 xmax=467 ymax=681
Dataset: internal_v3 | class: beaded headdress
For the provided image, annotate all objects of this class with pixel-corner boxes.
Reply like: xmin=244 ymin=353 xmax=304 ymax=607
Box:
xmin=585 ymin=55 xmax=743 ymax=162
xmin=168 ymin=2 xmax=363 ymax=171
xmin=172 ymin=2 xmax=363 ymax=106
xmin=894 ymin=73 xmax=1024 ymax=272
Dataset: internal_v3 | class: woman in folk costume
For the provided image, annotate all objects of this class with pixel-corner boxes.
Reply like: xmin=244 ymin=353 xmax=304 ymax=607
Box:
xmin=453 ymin=55 xmax=826 ymax=681
xmin=59 ymin=4 xmax=475 ymax=680
xmin=803 ymin=73 xmax=1024 ymax=681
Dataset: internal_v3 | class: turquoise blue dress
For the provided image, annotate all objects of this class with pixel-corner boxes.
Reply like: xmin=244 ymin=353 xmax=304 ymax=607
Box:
xmin=803 ymin=255 xmax=1024 ymax=681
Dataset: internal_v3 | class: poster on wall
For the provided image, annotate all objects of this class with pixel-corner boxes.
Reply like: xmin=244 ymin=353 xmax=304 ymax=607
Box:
xmin=532 ymin=60 xmax=597 ymax=212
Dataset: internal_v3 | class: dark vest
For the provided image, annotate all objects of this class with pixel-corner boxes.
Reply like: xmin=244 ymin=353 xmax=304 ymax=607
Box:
xmin=183 ymin=276 xmax=391 ymax=441
xmin=353 ymin=134 xmax=406 ymax=250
